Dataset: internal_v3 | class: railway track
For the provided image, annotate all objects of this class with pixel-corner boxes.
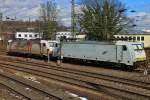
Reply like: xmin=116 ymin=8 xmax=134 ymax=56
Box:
xmin=0 ymin=68 xmax=79 ymax=100
xmin=0 ymin=56 xmax=150 ymax=99
xmin=0 ymin=48 xmax=7 ymax=54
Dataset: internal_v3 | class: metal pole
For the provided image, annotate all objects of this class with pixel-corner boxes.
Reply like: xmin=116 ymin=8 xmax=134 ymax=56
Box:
xmin=144 ymin=60 xmax=148 ymax=76
xmin=144 ymin=68 xmax=148 ymax=76
xmin=57 ymin=38 xmax=63 ymax=66
xmin=71 ymin=0 xmax=76 ymax=38
xmin=105 ymin=16 xmax=108 ymax=40
xmin=48 ymin=52 xmax=50 ymax=63
xmin=0 ymin=12 xmax=3 ymax=46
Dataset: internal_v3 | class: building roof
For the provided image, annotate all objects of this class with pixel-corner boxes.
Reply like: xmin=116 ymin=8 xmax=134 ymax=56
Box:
xmin=116 ymin=30 xmax=150 ymax=35
xmin=16 ymin=32 xmax=40 ymax=34
xmin=115 ymin=34 xmax=150 ymax=36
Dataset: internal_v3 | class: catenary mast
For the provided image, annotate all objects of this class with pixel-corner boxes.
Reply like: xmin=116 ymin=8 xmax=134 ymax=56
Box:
xmin=71 ymin=0 xmax=75 ymax=38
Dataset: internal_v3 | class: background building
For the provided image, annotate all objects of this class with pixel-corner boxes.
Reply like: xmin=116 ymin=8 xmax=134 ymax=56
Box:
xmin=114 ymin=34 xmax=150 ymax=48
xmin=55 ymin=31 xmax=86 ymax=41
xmin=55 ymin=32 xmax=73 ymax=40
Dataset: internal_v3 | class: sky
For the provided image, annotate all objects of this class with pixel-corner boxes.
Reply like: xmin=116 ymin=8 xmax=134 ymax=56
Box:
xmin=0 ymin=0 xmax=150 ymax=30
xmin=122 ymin=0 xmax=150 ymax=30
xmin=0 ymin=0 xmax=73 ymax=26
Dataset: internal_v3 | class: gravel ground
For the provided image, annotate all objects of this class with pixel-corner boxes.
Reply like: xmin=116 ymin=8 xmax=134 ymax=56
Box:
xmin=145 ymin=49 xmax=150 ymax=59
xmin=61 ymin=62 xmax=150 ymax=82
xmin=0 ymin=84 xmax=27 ymax=100
xmin=0 ymin=67 xmax=116 ymax=100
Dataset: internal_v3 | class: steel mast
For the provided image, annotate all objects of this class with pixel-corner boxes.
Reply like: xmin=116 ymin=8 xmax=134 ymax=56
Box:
xmin=71 ymin=0 xmax=75 ymax=38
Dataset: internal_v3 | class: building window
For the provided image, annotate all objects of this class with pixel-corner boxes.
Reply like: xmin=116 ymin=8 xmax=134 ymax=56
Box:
xmin=35 ymin=34 xmax=37 ymax=37
xmin=133 ymin=37 xmax=136 ymax=41
xmin=141 ymin=37 xmax=144 ymax=41
xmin=129 ymin=36 xmax=132 ymax=41
xmin=113 ymin=36 xmax=115 ymax=39
xmin=137 ymin=36 xmax=140 ymax=41
xmin=125 ymin=36 xmax=128 ymax=40
xmin=24 ymin=34 xmax=27 ymax=37
xmin=18 ymin=34 xmax=21 ymax=37
xmin=29 ymin=35 xmax=32 ymax=37
xmin=121 ymin=36 xmax=124 ymax=40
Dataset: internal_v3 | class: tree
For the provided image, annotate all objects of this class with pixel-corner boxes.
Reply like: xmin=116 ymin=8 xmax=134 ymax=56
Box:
xmin=40 ymin=0 xmax=57 ymax=39
xmin=79 ymin=0 xmax=133 ymax=41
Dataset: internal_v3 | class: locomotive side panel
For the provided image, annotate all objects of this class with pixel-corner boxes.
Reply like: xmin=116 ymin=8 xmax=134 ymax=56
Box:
xmin=62 ymin=43 xmax=117 ymax=63
xmin=8 ymin=40 xmax=29 ymax=54
xmin=18 ymin=41 xmax=28 ymax=53
xmin=30 ymin=41 xmax=41 ymax=55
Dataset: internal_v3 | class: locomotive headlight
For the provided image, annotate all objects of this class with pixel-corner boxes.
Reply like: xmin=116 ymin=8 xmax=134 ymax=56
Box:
xmin=136 ymin=57 xmax=146 ymax=61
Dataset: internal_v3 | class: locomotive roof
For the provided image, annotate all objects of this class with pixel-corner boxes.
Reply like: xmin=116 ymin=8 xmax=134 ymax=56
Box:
xmin=63 ymin=41 xmax=141 ymax=45
xmin=64 ymin=41 xmax=116 ymax=45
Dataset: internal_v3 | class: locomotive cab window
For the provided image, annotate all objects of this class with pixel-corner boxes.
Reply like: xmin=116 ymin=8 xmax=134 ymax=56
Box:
xmin=49 ymin=43 xmax=55 ymax=47
xmin=55 ymin=43 xmax=58 ymax=47
xmin=43 ymin=43 xmax=46 ymax=47
xmin=132 ymin=44 xmax=143 ymax=50
xmin=122 ymin=45 xmax=127 ymax=51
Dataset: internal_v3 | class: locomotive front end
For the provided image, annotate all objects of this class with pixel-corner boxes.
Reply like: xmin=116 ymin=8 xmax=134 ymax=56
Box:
xmin=132 ymin=43 xmax=147 ymax=67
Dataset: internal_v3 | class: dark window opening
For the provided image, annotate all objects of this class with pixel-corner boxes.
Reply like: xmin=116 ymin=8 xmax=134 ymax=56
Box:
xmin=141 ymin=37 xmax=144 ymax=41
xmin=29 ymin=35 xmax=32 ymax=37
xmin=24 ymin=34 xmax=27 ymax=37
xmin=125 ymin=37 xmax=128 ymax=40
xmin=35 ymin=34 xmax=38 ymax=37
xmin=137 ymin=37 xmax=140 ymax=41
xmin=43 ymin=43 xmax=46 ymax=47
xmin=129 ymin=36 xmax=132 ymax=41
xmin=18 ymin=34 xmax=21 ymax=37
xmin=133 ymin=37 xmax=136 ymax=41
xmin=55 ymin=43 xmax=58 ymax=47
xmin=121 ymin=36 xmax=124 ymax=39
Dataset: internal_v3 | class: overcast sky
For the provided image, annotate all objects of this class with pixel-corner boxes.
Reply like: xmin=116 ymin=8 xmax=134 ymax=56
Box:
xmin=0 ymin=0 xmax=150 ymax=29
xmin=0 ymin=0 xmax=74 ymax=26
